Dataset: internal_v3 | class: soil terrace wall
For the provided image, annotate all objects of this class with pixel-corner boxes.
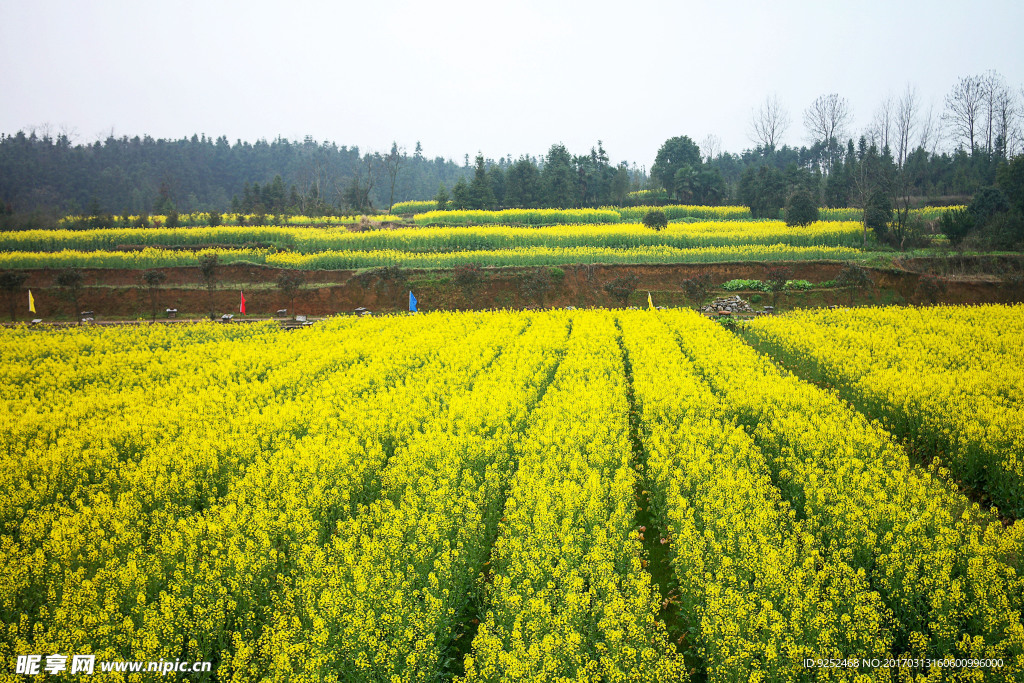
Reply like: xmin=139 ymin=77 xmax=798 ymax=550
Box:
xmin=9 ymin=262 xmax=1023 ymax=320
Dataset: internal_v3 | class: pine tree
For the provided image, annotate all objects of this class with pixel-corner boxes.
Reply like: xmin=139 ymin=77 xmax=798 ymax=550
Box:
xmin=469 ymin=155 xmax=496 ymax=209
xmin=433 ymin=183 xmax=449 ymax=211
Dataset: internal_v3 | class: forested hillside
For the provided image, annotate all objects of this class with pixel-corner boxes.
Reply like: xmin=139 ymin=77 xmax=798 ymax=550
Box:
xmin=0 ymin=133 xmax=476 ymax=216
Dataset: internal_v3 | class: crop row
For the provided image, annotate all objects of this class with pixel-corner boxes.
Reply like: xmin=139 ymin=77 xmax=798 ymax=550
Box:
xmin=3 ymin=309 xmax=1022 ymax=679
xmin=0 ymin=244 xmax=862 ymax=271
xmin=412 ymin=206 xmax=756 ymax=225
xmin=253 ymin=313 xmax=573 ymax=680
xmin=415 ymin=206 xmax=957 ymax=226
xmin=652 ymin=309 xmax=1024 ymax=678
xmin=0 ymin=220 xmax=865 ymax=254
xmin=615 ymin=205 xmax=754 ymax=222
xmin=50 ymin=206 xmax=958 ymax=232
xmin=413 ymin=208 xmax=624 ymax=226
xmin=619 ymin=312 xmax=890 ymax=681
xmin=745 ymin=304 xmax=1024 ymax=516
xmin=462 ymin=313 xmax=685 ymax=681
xmin=0 ymin=313 xmax=530 ymax=678
xmin=58 ymin=213 xmax=399 ymax=229
xmin=391 ymin=200 xmax=439 ymax=215
xmin=800 ymin=206 xmax=962 ymax=222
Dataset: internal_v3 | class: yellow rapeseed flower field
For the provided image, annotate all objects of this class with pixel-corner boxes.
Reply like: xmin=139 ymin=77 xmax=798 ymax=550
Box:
xmin=746 ymin=305 xmax=1024 ymax=516
xmin=0 ymin=220 xmax=864 ymax=253
xmin=1 ymin=307 xmax=1021 ymax=681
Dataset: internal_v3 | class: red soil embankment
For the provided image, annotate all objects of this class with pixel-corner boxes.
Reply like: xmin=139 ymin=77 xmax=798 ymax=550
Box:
xmin=8 ymin=261 xmax=1023 ymax=320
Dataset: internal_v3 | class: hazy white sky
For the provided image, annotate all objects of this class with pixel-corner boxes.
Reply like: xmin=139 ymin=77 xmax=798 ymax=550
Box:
xmin=2 ymin=0 xmax=1022 ymax=167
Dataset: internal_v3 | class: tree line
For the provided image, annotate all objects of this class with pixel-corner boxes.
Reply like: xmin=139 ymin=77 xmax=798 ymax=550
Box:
xmin=435 ymin=142 xmax=639 ymax=211
xmin=1 ymin=70 xmax=1021 ymax=228
xmin=0 ymin=135 xmax=477 ymax=223
xmin=0 ymin=132 xmax=655 ymax=225
xmin=721 ymin=71 xmax=1023 ymax=249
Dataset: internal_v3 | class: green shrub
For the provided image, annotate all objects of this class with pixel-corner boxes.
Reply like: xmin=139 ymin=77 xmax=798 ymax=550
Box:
xmin=355 ymin=265 xmax=407 ymax=288
xmin=722 ymin=279 xmax=770 ymax=292
xmin=866 ymin=191 xmax=893 ymax=239
xmin=642 ymin=209 xmax=668 ymax=230
xmin=681 ymin=273 xmax=712 ymax=307
xmin=968 ymin=186 xmax=1011 ymax=224
xmin=604 ymin=274 xmax=639 ymax=302
xmin=939 ymin=208 xmax=975 ymax=247
xmin=785 ymin=190 xmax=819 ymax=226
xmin=836 ymin=265 xmax=874 ymax=304
xmin=982 ymin=210 xmax=1024 ymax=249
xmin=783 ymin=279 xmax=813 ymax=290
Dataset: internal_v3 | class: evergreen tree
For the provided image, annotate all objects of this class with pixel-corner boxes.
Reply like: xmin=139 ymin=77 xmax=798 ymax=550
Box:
xmin=433 ymin=183 xmax=449 ymax=211
xmin=469 ymin=155 xmax=496 ymax=210
xmin=652 ymin=136 xmax=702 ymax=200
xmin=739 ymin=165 xmax=787 ymax=218
xmin=504 ymin=158 xmax=542 ymax=208
xmin=450 ymin=177 xmax=471 ymax=209
xmin=487 ymin=165 xmax=505 ymax=208
xmin=541 ymin=144 xmax=578 ymax=208
xmin=153 ymin=182 xmax=175 ymax=214
xmin=611 ymin=164 xmax=630 ymax=205
xmin=786 ymin=189 xmax=819 ymax=226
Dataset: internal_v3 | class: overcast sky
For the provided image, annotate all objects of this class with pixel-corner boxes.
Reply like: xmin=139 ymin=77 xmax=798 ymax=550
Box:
xmin=2 ymin=0 xmax=1022 ymax=168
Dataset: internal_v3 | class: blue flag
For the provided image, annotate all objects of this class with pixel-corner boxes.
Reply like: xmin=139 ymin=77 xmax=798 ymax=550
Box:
xmin=409 ymin=291 xmax=418 ymax=312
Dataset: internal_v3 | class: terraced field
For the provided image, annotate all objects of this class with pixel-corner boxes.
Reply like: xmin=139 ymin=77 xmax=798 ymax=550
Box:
xmin=0 ymin=220 xmax=865 ymax=271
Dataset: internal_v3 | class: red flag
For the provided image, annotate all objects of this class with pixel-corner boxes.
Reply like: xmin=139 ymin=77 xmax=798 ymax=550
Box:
xmin=239 ymin=290 xmax=246 ymax=315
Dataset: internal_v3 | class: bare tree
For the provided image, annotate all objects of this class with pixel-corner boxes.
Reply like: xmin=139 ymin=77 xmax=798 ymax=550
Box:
xmin=335 ymin=154 xmax=377 ymax=213
xmin=894 ymin=85 xmax=919 ymax=168
xmin=991 ymin=79 xmax=1021 ymax=159
xmin=141 ymin=270 xmax=166 ymax=323
xmin=851 ymin=150 xmax=881 ymax=250
xmin=749 ymin=94 xmax=791 ymax=150
xmin=35 ymin=122 xmax=55 ymax=142
xmin=55 ymin=268 xmax=85 ymax=325
xmin=868 ymin=95 xmax=895 ymax=153
xmin=918 ymin=103 xmax=941 ymax=156
xmin=943 ymin=74 xmax=985 ymax=152
xmin=699 ymin=133 xmax=722 ymax=162
xmin=979 ymin=70 xmax=1005 ymax=155
xmin=1017 ymin=87 xmax=1024 ymax=156
xmin=383 ymin=142 xmax=406 ymax=213
xmin=275 ymin=271 xmax=305 ymax=320
xmin=891 ymin=104 xmax=918 ymax=246
xmin=804 ymin=93 xmax=852 ymax=173
xmin=57 ymin=123 xmax=80 ymax=145
xmin=93 ymin=125 xmax=116 ymax=144
xmin=294 ymin=139 xmax=331 ymax=214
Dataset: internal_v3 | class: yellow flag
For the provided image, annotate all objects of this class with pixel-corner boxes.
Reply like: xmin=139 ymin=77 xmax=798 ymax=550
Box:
xmin=647 ymin=291 xmax=654 ymax=310
xmin=28 ymin=290 xmax=35 ymax=313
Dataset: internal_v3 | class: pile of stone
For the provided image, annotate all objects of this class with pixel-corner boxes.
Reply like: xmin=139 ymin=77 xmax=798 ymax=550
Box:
xmin=702 ymin=295 xmax=753 ymax=316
